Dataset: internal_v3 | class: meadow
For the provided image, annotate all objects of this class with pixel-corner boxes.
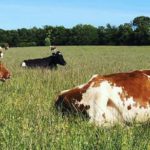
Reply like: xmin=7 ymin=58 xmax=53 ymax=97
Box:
xmin=0 ymin=46 xmax=150 ymax=149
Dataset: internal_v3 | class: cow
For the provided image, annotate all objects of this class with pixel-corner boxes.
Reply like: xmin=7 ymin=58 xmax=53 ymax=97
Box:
xmin=0 ymin=43 xmax=9 ymax=50
xmin=50 ymin=46 xmax=57 ymax=51
xmin=55 ymin=70 xmax=150 ymax=126
xmin=4 ymin=46 xmax=9 ymax=50
xmin=0 ymin=44 xmax=9 ymax=58
xmin=21 ymin=50 xmax=66 ymax=69
xmin=0 ymin=51 xmax=4 ymax=58
xmin=0 ymin=62 xmax=11 ymax=81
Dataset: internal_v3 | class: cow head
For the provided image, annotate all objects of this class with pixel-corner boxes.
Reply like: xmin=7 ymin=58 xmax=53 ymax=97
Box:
xmin=52 ymin=51 xmax=67 ymax=66
xmin=55 ymin=83 xmax=92 ymax=115
xmin=0 ymin=63 xmax=11 ymax=81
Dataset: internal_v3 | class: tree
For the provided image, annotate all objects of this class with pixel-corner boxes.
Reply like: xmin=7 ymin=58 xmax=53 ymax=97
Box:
xmin=51 ymin=26 xmax=68 ymax=45
xmin=0 ymin=16 xmax=149 ymax=46
xmin=35 ymin=28 xmax=45 ymax=46
xmin=44 ymin=29 xmax=51 ymax=46
xmin=117 ymin=23 xmax=133 ymax=45
xmin=97 ymin=26 xmax=106 ymax=45
xmin=7 ymin=30 xmax=20 ymax=47
xmin=45 ymin=37 xmax=51 ymax=46
xmin=105 ymin=24 xmax=118 ymax=45
xmin=133 ymin=16 xmax=150 ymax=29
xmin=71 ymin=24 xmax=98 ymax=45
xmin=132 ymin=16 xmax=150 ymax=45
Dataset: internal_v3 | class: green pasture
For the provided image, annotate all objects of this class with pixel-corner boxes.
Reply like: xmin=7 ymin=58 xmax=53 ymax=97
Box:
xmin=0 ymin=46 xmax=150 ymax=149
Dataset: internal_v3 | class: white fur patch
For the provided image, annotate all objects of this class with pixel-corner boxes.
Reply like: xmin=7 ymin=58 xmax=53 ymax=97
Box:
xmin=122 ymin=99 xmax=150 ymax=123
xmin=21 ymin=62 xmax=26 ymax=67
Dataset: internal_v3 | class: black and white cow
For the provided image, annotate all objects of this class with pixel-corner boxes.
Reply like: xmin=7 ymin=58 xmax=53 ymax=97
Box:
xmin=21 ymin=51 xmax=66 ymax=69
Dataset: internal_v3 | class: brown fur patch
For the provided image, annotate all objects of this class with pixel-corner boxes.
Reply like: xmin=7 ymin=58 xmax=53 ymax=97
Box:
xmin=127 ymin=105 xmax=132 ymax=110
xmin=0 ymin=63 xmax=11 ymax=81
xmin=91 ymin=71 xmax=150 ymax=107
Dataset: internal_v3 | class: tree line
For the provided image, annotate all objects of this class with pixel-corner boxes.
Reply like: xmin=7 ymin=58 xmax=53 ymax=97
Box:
xmin=0 ymin=16 xmax=150 ymax=47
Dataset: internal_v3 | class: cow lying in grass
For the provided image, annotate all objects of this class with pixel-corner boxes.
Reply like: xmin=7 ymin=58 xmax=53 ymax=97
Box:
xmin=55 ymin=70 xmax=150 ymax=126
xmin=0 ymin=62 xmax=11 ymax=81
xmin=21 ymin=51 xmax=66 ymax=69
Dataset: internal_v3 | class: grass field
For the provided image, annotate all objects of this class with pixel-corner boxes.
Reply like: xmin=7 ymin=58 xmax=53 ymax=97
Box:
xmin=0 ymin=46 xmax=150 ymax=149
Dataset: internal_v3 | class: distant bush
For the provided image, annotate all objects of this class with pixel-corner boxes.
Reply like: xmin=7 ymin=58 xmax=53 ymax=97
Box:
xmin=44 ymin=37 xmax=51 ymax=46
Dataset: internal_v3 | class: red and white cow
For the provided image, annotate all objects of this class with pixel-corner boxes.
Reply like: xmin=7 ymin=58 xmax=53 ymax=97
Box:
xmin=0 ymin=62 xmax=11 ymax=81
xmin=55 ymin=70 xmax=150 ymax=126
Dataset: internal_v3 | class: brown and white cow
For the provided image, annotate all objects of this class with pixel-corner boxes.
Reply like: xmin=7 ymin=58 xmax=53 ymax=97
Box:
xmin=0 ymin=62 xmax=11 ymax=81
xmin=55 ymin=70 xmax=150 ymax=126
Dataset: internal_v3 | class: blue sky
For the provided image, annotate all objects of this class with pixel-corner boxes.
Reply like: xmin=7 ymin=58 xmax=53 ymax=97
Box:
xmin=0 ymin=0 xmax=149 ymax=29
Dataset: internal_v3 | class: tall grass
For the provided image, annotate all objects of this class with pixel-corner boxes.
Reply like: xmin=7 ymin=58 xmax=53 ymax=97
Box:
xmin=0 ymin=46 xmax=150 ymax=149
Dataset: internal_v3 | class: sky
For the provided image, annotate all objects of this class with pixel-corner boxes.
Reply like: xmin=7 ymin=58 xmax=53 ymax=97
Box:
xmin=0 ymin=0 xmax=150 ymax=30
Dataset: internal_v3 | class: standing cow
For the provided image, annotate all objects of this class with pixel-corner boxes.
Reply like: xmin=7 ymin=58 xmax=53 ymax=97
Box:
xmin=55 ymin=70 xmax=150 ymax=126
